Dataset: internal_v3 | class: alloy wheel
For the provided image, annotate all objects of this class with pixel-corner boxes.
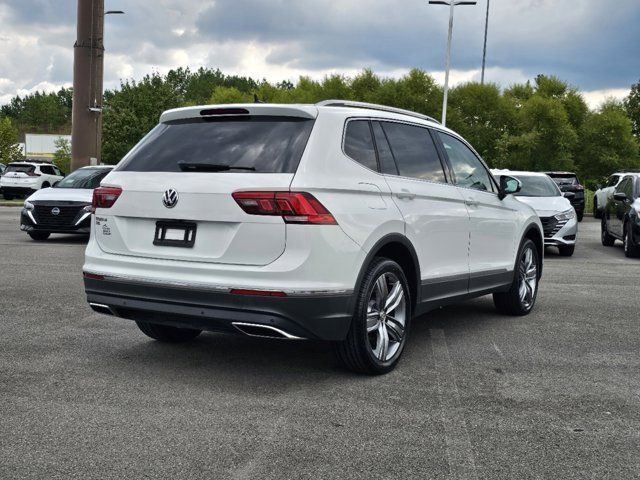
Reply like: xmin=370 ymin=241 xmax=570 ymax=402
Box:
xmin=366 ymin=272 xmax=407 ymax=362
xmin=518 ymin=246 xmax=537 ymax=309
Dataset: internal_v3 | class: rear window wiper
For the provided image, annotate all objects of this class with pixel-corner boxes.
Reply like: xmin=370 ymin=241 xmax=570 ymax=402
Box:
xmin=178 ymin=162 xmax=256 ymax=172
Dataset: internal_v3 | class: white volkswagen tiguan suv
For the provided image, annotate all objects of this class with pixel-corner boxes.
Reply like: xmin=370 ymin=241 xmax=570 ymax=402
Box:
xmin=84 ymin=101 xmax=543 ymax=374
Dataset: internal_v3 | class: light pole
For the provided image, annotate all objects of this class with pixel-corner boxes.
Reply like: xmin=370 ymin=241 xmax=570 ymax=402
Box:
xmin=71 ymin=2 xmax=124 ymax=171
xmin=481 ymin=0 xmax=490 ymax=84
xmin=429 ymin=0 xmax=477 ymax=126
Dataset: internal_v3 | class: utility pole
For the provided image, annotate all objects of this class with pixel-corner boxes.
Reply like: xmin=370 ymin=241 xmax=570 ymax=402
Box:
xmin=481 ymin=0 xmax=490 ymax=85
xmin=71 ymin=0 xmax=104 ymax=171
xmin=429 ymin=1 xmax=477 ymax=127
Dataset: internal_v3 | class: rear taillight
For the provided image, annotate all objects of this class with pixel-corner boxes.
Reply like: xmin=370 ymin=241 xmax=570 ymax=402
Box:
xmin=92 ymin=187 xmax=122 ymax=212
xmin=232 ymin=191 xmax=337 ymax=225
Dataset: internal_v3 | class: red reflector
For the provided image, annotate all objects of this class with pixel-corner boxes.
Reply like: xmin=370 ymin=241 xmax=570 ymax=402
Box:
xmin=83 ymin=272 xmax=105 ymax=280
xmin=92 ymin=186 xmax=122 ymax=212
xmin=232 ymin=191 xmax=337 ymax=225
xmin=230 ymin=289 xmax=287 ymax=297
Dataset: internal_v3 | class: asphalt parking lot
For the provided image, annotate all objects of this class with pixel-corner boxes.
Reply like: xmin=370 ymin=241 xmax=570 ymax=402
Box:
xmin=1 ymin=207 xmax=639 ymax=480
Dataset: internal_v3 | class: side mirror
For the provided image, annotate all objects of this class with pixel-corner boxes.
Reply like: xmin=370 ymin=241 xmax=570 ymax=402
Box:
xmin=614 ymin=192 xmax=627 ymax=202
xmin=563 ymin=192 xmax=575 ymax=200
xmin=498 ymin=175 xmax=521 ymax=200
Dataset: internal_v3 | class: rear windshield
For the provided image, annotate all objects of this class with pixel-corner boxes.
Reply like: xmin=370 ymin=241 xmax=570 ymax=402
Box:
xmin=118 ymin=116 xmax=315 ymax=173
xmin=512 ymin=175 xmax=561 ymax=197
xmin=6 ymin=164 xmax=35 ymax=174
xmin=548 ymin=174 xmax=578 ymax=185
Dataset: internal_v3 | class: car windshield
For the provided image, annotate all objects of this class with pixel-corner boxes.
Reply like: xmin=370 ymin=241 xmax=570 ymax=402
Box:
xmin=118 ymin=116 xmax=315 ymax=173
xmin=513 ymin=175 xmax=561 ymax=197
xmin=55 ymin=168 xmax=111 ymax=189
xmin=5 ymin=164 xmax=35 ymax=174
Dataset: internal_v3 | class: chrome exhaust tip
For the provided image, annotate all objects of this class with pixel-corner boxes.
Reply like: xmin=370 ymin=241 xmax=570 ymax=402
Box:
xmin=232 ymin=322 xmax=304 ymax=340
xmin=89 ymin=303 xmax=116 ymax=316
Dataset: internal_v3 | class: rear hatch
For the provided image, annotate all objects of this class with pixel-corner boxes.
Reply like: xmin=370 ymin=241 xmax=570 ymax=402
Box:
xmin=547 ymin=173 xmax=584 ymax=203
xmin=95 ymin=106 xmax=317 ymax=266
xmin=1 ymin=164 xmax=36 ymax=186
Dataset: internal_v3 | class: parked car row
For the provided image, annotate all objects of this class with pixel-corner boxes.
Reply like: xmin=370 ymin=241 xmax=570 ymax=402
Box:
xmin=9 ymin=101 xmax=636 ymax=374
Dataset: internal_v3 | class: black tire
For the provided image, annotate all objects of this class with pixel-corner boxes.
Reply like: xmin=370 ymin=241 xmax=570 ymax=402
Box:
xmin=623 ymin=222 xmax=640 ymax=258
xmin=493 ymin=238 xmax=539 ymax=316
xmin=335 ymin=257 xmax=411 ymax=375
xmin=601 ymin=217 xmax=615 ymax=246
xmin=558 ymin=245 xmax=575 ymax=257
xmin=3 ymin=194 xmax=14 ymax=200
xmin=28 ymin=231 xmax=50 ymax=241
xmin=41 ymin=182 xmax=50 ymax=189
xmin=136 ymin=321 xmax=202 ymax=343
xmin=593 ymin=198 xmax=602 ymax=219
xmin=577 ymin=211 xmax=584 ymax=222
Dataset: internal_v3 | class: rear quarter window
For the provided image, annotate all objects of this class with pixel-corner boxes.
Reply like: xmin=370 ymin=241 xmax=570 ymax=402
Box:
xmin=118 ymin=116 xmax=315 ymax=173
xmin=343 ymin=120 xmax=378 ymax=171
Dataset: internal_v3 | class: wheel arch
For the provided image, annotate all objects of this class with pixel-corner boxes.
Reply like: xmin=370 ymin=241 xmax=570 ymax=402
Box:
xmin=523 ymin=223 xmax=544 ymax=276
xmin=354 ymin=234 xmax=421 ymax=311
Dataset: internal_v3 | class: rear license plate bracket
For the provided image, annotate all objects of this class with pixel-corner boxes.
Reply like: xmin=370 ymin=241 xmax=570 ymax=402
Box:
xmin=153 ymin=221 xmax=197 ymax=248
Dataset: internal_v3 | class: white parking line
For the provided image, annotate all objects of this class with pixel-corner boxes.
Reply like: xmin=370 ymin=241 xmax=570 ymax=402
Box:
xmin=430 ymin=328 xmax=479 ymax=480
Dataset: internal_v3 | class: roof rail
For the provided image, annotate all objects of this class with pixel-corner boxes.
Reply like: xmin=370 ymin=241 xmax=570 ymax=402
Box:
xmin=316 ymin=100 xmax=440 ymax=124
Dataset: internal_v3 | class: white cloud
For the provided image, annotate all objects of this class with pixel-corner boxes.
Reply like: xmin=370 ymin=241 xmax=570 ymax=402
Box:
xmin=582 ymin=88 xmax=630 ymax=110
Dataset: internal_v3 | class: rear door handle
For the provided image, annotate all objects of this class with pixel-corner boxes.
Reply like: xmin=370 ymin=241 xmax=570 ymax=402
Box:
xmin=396 ymin=189 xmax=416 ymax=200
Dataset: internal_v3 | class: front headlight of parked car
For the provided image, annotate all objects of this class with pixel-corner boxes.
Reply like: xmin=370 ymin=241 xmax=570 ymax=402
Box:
xmin=555 ymin=208 xmax=575 ymax=221
xmin=24 ymin=201 xmax=34 ymax=211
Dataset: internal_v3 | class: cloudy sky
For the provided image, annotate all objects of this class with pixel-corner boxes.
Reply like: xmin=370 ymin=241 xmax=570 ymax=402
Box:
xmin=1 ymin=0 xmax=639 ymax=108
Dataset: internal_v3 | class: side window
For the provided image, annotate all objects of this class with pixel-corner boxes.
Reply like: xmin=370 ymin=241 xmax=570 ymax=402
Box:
xmin=53 ymin=166 xmax=62 ymax=176
xmin=607 ymin=175 xmax=619 ymax=187
xmin=437 ymin=132 xmax=495 ymax=192
xmin=371 ymin=121 xmax=399 ymax=175
xmin=616 ymin=178 xmax=631 ymax=196
xmin=344 ymin=120 xmax=378 ymax=171
xmin=380 ymin=122 xmax=446 ymax=183
xmin=40 ymin=165 xmax=55 ymax=175
xmin=623 ymin=178 xmax=634 ymax=197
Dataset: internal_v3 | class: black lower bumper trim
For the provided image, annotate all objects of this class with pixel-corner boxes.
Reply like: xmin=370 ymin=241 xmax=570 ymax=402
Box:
xmin=84 ymin=278 xmax=354 ymax=341
xmin=2 ymin=186 xmax=36 ymax=196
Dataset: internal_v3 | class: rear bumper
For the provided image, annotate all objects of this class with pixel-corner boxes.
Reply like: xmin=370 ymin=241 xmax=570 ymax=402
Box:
xmin=2 ymin=186 xmax=37 ymax=197
xmin=84 ymin=277 xmax=354 ymax=341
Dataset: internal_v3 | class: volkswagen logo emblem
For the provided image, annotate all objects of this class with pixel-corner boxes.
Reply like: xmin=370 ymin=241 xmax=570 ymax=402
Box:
xmin=51 ymin=207 xmax=60 ymax=216
xmin=162 ymin=189 xmax=178 ymax=208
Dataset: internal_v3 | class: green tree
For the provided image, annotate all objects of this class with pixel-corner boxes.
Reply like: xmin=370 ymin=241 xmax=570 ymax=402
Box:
xmin=52 ymin=137 xmax=71 ymax=174
xmin=0 ymin=117 xmax=24 ymax=165
xmin=447 ymin=82 xmax=517 ymax=163
xmin=576 ymin=101 xmax=640 ymax=182
xmin=102 ymin=72 xmax=182 ymax=164
xmin=625 ymin=79 xmax=640 ymax=140
xmin=495 ymin=95 xmax=578 ymax=171
xmin=209 ymin=86 xmax=253 ymax=104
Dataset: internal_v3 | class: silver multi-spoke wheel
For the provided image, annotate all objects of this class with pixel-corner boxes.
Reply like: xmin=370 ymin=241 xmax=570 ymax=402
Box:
xmin=366 ymin=272 xmax=407 ymax=362
xmin=518 ymin=246 xmax=537 ymax=309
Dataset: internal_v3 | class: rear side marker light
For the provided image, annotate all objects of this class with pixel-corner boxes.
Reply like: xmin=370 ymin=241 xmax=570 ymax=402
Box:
xmin=232 ymin=191 xmax=337 ymax=225
xmin=230 ymin=289 xmax=287 ymax=297
xmin=83 ymin=272 xmax=105 ymax=281
xmin=92 ymin=186 xmax=122 ymax=212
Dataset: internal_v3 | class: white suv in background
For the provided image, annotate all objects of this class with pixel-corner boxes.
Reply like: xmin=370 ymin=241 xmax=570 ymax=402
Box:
xmin=84 ymin=101 xmax=543 ymax=374
xmin=0 ymin=161 xmax=65 ymax=200
xmin=593 ymin=172 xmax=639 ymax=219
